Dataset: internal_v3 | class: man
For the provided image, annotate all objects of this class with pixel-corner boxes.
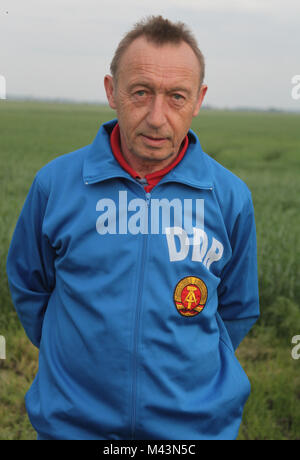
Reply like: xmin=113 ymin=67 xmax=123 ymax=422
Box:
xmin=6 ymin=16 xmax=259 ymax=440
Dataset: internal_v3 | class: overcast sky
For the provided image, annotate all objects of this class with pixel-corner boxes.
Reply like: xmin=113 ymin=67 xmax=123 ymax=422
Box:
xmin=1 ymin=0 xmax=300 ymax=110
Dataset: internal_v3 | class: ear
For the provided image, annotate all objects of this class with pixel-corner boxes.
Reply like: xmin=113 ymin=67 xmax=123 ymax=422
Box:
xmin=104 ymin=75 xmax=117 ymax=109
xmin=193 ymin=85 xmax=208 ymax=117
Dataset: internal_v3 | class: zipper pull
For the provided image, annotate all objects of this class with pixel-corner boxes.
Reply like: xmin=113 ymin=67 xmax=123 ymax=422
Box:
xmin=145 ymin=192 xmax=151 ymax=207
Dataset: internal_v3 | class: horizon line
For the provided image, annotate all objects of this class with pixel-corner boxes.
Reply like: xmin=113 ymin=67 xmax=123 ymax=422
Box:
xmin=1 ymin=95 xmax=300 ymax=114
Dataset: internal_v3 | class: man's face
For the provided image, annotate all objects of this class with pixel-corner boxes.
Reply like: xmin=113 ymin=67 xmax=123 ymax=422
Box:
xmin=105 ymin=36 xmax=207 ymax=165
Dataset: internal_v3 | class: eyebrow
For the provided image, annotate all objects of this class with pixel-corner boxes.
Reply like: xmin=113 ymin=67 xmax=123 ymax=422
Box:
xmin=169 ymin=87 xmax=192 ymax=96
xmin=128 ymin=82 xmax=192 ymax=96
xmin=128 ymin=82 xmax=152 ymax=92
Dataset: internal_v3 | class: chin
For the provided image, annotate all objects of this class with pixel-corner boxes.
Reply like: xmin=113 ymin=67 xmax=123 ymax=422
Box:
xmin=138 ymin=151 xmax=174 ymax=162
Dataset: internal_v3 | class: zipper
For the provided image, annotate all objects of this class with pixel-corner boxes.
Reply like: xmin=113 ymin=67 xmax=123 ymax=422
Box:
xmin=130 ymin=190 xmax=151 ymax=440
xmin=129 ymin=184 xmax=210 ymax=438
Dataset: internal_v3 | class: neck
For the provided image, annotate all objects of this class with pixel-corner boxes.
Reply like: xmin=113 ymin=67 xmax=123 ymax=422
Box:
xmin=109 ymin=123 xmax=189 ymax=186
xmin=120 ymin=145 xmax=180 ymax=178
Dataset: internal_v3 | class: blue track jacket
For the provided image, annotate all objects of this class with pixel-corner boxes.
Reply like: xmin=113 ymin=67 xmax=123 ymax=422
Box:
xmin=6 ymin=119 xmax=259 ymax=440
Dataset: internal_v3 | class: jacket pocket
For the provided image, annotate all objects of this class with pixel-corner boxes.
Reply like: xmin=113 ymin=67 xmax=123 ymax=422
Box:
xmin=219 ymin=334 xmax=251 ymax=400
xmin=216 ymin=311 xmax=251 ymax=404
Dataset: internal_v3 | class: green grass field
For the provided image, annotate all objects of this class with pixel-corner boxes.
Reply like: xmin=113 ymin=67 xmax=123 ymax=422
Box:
xmin=0 ymin=101 xmax=300 ymax=440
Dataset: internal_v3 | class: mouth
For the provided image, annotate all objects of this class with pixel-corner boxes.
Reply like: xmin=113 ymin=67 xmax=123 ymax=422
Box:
xmin=140 ymin=134 xmax=169 ymax=147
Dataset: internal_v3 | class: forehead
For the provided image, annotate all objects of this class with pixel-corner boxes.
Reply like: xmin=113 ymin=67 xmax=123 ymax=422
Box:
xmin=117 ymin=36 xmax=201 ymax=87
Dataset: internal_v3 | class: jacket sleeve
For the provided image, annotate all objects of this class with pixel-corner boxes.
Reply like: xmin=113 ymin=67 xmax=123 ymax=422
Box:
xmin=217 ymin=193 xmax=260 ymax=350
xmin=6 ymin=175 xmax=56 ymax=348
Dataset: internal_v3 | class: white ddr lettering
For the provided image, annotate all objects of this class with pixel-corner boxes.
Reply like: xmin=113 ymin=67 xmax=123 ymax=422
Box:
xmin=166 ymin=226 xmax=224 ymax=270
xmin=203 ymin=237 xmax=224 ymax=269
xmin=191 ymin=227 xmax=208 ymax=262
xmin=165 ymin=226 xmax=190 ymax=261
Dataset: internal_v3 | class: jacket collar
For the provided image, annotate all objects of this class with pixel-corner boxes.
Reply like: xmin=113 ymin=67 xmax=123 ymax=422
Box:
xmin=82 ymin=119 xmax=213 ymax=190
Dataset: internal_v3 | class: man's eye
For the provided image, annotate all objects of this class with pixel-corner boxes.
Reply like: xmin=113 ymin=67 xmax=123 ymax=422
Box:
xmin=172 ymin=94 xmax=185 ymax=102
xmin=135 ymin=90 xmax=146 ymax=97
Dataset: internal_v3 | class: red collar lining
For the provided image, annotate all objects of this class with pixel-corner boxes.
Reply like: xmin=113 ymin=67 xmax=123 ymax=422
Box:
xmin=110 ymin=123 xmax=189 ymax=192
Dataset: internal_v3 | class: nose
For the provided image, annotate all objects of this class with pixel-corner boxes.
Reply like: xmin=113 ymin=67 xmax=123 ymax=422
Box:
xmin=146 ymin=95 xmax=167 ymax=129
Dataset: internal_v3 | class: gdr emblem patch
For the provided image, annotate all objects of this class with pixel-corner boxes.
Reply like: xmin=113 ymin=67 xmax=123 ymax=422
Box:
xmin=173 ymin=276 xmax=208 ymax=317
